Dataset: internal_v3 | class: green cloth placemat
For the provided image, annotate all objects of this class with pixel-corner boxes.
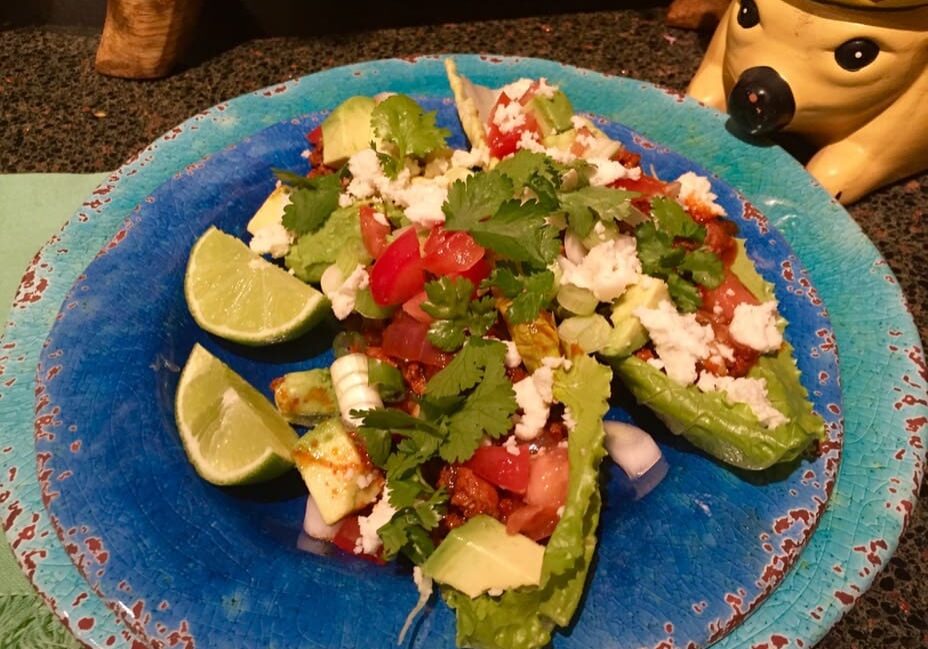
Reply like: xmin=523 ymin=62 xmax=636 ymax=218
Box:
xmin=0 ymin=172 xmax=108 ymax=648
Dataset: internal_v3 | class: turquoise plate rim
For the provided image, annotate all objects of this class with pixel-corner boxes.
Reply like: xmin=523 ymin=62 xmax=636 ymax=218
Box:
xmin=0 ymin=54 xmax=925 ymax=649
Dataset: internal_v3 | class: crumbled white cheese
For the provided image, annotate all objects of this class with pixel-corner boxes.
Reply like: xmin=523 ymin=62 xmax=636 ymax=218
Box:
xmin=338 ymin=192 xmax=354 ymax=207
xmin=399 ymin=180 xmax=448 ymax=227
xmin=503 ymin=435 xmax=520 ymax=456
xmin=562 ymin=406 xmax=577 ymax=432
xmin=676 ymin=171 xmax=726 ymax=216
xmin=371 ymin=210 xmax=389 ymax=226
xmin=634 ymin=300 xmax=715 ymax=385
xmin=503 ymin=340 xmax=522 ymax=368
xmin=249 ymin=223 xmax=291 ymax=258
xmin=588 ymin=157 xmax=640 ymax=187
xmin=300 ymin=149 xmax=311 ymax=159
xmin=514 ymin=365 xmax=556 ymax=440
xmin=558 ymin=236 xmax=641 ymax=302
xmin=541 ymin=356 xmax=572 ymax=371
xmin=514 ymin=130 xmax=576 ymax=164
xmin=345 ymin=148 xmax=387 ymax=199
xmin=696 ymin=373 xmax=787 ymax=429
xmin=500 ymin=78 xmax=533 ymax=101
xmin=450 ymin=145 xmax=491 ymax=169
xmin=487 ymin=588 xmax=504 ymax=597
xmin=321 ymin=264 xmax=370 ymax=320
xmin=534 ymin=78 xmax=558 ymax=99
xmin=356 ymin=488 xmax=396 ymax=555
xmin=517 ymin=130 xmax=545 ymax=153
xmin=729 ymin=301 xmax=783 ymax=353
xmin=493 ymin=100 xmax=526 ymax=134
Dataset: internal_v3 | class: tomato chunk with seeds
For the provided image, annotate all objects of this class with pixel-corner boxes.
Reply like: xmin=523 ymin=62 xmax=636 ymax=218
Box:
xmin=465 ymin=444 xmax=531 ymax=494
xmin=370 ymin=228 xmax=424 ymax=306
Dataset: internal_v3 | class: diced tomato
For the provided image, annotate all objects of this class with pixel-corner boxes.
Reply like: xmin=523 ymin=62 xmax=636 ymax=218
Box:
xmin=611 ymin=174 xmax=667 ymax=213
xmin=331 ymin=516 xmax=384 ymax=564
xmin=486 ymin=93 xmax=541 ymax=159
xmin=307 ymin=125 xmax=323 ymax=147
xmin=524 ymin=447 xmax=569 ymax=510
xmin=422 ymin=227 xmax=485 ymax=276
xmin=700 ymin=270 xmax=760 ymax=323
xmin=370 ymin=228 xmax=425 ymax=306
xmin=381 ymin=312 xmax=449 ymax=366
xmin=401 ymin=291 xmax=432 ymax=324
xmin=359 ymin=204 xmax=391 ymax=258
xmin=465 ymin=445 xmax=531 ymax=494
xmin=505 ymin=504 xmax=561 ymax=541
xmin=703 ymin=218 xmax=738 ymax=265
xmin=610 ymin=174 xmax=668 ymax=196
xmin=452 ymin=256 xmax=492 ymax=288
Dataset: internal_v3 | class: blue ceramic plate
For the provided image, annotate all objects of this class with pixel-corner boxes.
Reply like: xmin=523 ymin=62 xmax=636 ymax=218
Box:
xmin=1 ymin=56 xmax=924 ymax=649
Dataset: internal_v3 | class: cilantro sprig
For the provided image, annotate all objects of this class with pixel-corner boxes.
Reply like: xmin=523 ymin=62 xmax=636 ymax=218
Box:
xmin=421 ymin=277 xmax=498 ymax=351
xmin=635 ymin=197 xmax=724 ymax=311
xmin=371 ymin=94 xmax=450 ymax=176
xmin=272 ymin=169 xmax=342 ymax=235
xmin=484 ymin=267 xmax=556 ymax=324
xmin=354 ymin=338 xmax=517 ymax=563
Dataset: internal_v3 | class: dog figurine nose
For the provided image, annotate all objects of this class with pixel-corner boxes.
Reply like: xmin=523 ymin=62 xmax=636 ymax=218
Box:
xmin=728 ymin=66 xmax=796 ymax=136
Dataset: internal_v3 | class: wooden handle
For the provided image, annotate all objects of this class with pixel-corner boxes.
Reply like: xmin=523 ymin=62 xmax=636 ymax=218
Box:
xmin=95 ymin=0 xmax=203 ymax=79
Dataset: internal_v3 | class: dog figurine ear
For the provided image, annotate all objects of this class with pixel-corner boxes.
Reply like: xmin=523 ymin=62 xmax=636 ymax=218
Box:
xmin=686 ymin=0 xmax=928 ymax=205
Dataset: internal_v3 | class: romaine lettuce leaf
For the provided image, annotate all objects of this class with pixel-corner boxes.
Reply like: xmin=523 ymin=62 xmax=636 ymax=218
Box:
xmin=613 ymin=346 xmax=824 ymax=470
xmin=444 ymin=354 xmax=612 ymax=649
xmin=284 ymin=204 xmax=365 ymax=283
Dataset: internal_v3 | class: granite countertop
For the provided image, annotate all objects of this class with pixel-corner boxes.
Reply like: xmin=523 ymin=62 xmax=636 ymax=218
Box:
xmin=1 ymin=7 xmax=925 ymax=648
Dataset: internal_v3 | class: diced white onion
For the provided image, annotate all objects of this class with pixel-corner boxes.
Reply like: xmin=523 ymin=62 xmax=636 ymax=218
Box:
xmin=603 ymin=421 xmax=663 ymax=479
xmin=330 ymin=353 xmax=383 ymax=428
xmin=303 ymin=495 xmax=343 ymax=541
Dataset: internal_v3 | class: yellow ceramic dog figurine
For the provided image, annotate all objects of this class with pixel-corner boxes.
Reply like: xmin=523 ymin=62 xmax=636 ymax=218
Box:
xmin=688 ymin=0 xmax=928 ymax=204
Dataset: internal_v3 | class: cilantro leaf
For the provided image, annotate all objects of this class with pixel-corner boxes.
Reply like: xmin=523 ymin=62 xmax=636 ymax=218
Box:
xmin=443 ymin=171 xmax=514 ymax=231
xmin=559 ymin=186 xmax=642 ymax=237
xmin=470 ymin=199 xmax=559 ymax=269
xmin=679 ymin=249 xmax=724 ymax=288
xmin=494 ymin=150 xmax=561 ymax=189
xmin=421 ymin=277 xmax=498 ymax=351
xmin=667 ymin=273 xmax=703 ymax=313
xmin=426 ymin=337 xmax=506 ymax=398
xmin=378 ymin=508 xmax=439 ymax=564
xmin=525 ymin=172 xmax=560 ymax=211
xmin=485 ymin=268 xmax=556 ymax=324
xmin=370 ymin=94 xmax=450 ymax=160
xmin=442 ymin=361 xmax=517 ymax=463
xmin=272 ymin=168 xmax=342 ymax=191
xmin=651 ymin=196 xmax=705 ymax=241
xmin=635 ymin=221 xmax=685 ymax=276
xmin=281 ymin=185 xmax=341 ymax=235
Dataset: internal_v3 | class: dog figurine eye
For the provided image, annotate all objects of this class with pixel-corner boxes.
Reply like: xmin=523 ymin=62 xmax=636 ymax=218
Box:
xmin=834 ymin=38 xmax=880 ymax=71
xmin=737 ymin=0 xmax=761 ymax=28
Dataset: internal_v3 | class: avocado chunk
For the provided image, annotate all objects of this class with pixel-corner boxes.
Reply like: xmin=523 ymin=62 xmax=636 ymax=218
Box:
xmin=530 ymin=90 xmax=574 ymax=137
xmin=421 ymin=515 xmax=545 ymax=598
xmin=320 ymin=96 xmax=376 ymax=168
xmin=246 ymin=185 xmax=291 ymax=235
xmin=273 ymin=369 xmax=338 ymax=427
xmin=600 ymin=276 xmax=671 ymax=359
xmin=292 ymin=417 xmax=384 ymax=525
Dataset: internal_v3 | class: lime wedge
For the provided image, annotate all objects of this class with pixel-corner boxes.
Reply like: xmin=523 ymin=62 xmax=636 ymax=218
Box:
xmin=184 ymin=227 xmax=328 ymax=345
xmin=175 ymin=344 xmax=299 ymax=485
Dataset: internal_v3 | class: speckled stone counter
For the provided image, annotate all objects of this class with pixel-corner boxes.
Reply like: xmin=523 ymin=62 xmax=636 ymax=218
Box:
xmin=1 ymin=8 xmax=925 ymax=648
